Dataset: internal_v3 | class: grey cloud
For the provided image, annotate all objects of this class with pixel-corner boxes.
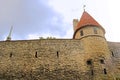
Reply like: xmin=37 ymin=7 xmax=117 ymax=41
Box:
xmin=0 ymin=0 xmax=67 ymax=40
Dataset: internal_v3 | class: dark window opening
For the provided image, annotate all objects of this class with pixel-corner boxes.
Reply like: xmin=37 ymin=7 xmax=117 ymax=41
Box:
xmin=80 ymin=30 xmax=83 ymax=36
xmin=87 ymin=60 xmax=92 ymax=65
xmin=100 ymin=59 xmax=105 ymax=64
xmin=35 ymin=52 xmax=37 ymax=58
xmin=111 ymin=51 xmax=114 ymax=57
xmin=91 ymin=70 xmax=94 ymax=75
xmin=94 ymin=27 xmax=98 ymax=34
xmin=57 ymin=51 xmax=59 ymax=58
xmin=104 ymin=69 xmax=107 ymax=74
xmin=10 ymin=52 xmax=12 ymax=57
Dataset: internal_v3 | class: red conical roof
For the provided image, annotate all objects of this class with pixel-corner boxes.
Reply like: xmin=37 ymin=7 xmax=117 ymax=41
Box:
xmin=75 ymin=11 xmax=102 ymax=30
xmin=73 ymin=11 xmax=105 ymax=39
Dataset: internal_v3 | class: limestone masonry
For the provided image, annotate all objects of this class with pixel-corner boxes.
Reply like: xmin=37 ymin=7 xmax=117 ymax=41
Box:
xmin=0 ymin=11 xmax=120 ymax=80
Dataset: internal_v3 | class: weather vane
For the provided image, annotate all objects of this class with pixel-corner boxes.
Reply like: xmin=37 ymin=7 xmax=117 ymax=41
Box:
xmin=83 ymin=5 xmax=86 ymax=11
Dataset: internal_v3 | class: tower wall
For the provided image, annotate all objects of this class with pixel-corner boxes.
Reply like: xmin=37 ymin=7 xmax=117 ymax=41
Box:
xmin=74 ymin=26 xmax=104 ymax=39
xmin=73 ymin=19 xmax=79 ymax=31
xmin=81 ymin=36 xmax=114 ymax=79
xmin=74 ymin=26 xmax=114 ymax=80
xmin=108 ymin=42 xmax=120 ymax=79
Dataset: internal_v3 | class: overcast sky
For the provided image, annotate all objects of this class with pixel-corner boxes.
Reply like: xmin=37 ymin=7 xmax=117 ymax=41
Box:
xmin=0 ymin=0 xmax=120 ymax=42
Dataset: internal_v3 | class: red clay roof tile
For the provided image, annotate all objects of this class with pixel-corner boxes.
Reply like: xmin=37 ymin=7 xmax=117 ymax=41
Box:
xmin=73 ymin=11 xmax=105 ymax=39
xmin=75 ymin=11 xmax=102 ymax=31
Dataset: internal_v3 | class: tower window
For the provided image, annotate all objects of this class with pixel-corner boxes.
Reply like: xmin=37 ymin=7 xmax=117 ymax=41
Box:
xmin=104 ymin=69 xmax=107 ymax=74
xmin=80 ymin=30 xmax=83 ymax=36
xmin=93 ymin=27 xmax=98 ymax=34
xmin=111 ymin=51 xmax=114 ymax=57
xmin=100 ymin=59 xmax=104 ymax=64
xmin=87 ymin=60 xmax=92 ymax=65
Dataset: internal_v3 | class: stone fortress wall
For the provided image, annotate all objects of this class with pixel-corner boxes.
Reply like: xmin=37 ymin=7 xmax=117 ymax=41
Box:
xmin=108 ymin=42 xmax=120 ymax=79
xmin=0 ymin=39 xmax=86 ymax=80
xmin=0 ymin=39 xmax=119 ymax=80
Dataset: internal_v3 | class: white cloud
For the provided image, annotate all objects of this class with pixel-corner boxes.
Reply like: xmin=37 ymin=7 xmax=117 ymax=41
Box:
xmin=49 ymin=0 xmax=120 ymax=42
xmin=0 ymin=0 xmax=120 ymax=41
xmin=0 ymin=0 xmax=67 ymax=40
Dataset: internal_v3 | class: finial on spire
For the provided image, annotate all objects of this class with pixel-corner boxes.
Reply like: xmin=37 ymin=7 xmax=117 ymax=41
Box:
xmin=83 ymin=5 xmax=86 ymax=11
xmin=6 ymin=26 xmax=13 ymax=41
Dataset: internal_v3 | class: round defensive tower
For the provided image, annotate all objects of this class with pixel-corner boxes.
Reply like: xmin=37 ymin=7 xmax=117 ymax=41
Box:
xmin=73 ymin=11 xmax=114 ymax=80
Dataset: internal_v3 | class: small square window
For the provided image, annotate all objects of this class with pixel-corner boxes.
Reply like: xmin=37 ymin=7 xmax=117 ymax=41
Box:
xmin=100 ymin=59 xmax=104 ymax=64
xmin=94 ymin=27 xmax=98 ymax=34
xmin=87 ymin=60 xmax=92 ymax=65
xmin=80 ymin=30 xmax=83 ymax=36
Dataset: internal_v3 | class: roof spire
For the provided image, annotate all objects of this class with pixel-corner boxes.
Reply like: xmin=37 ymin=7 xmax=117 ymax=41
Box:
xmin=83 ymin=5 xmax=86 ymax=11
xmin=6 ymin=26 xmax=13 ymax=41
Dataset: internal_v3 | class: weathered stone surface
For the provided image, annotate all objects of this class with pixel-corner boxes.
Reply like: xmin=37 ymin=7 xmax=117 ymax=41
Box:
xmin=0 ymin=39 xmax=85 ymax=80
xmin=0 ymin=39 xmax=119 ymax=80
